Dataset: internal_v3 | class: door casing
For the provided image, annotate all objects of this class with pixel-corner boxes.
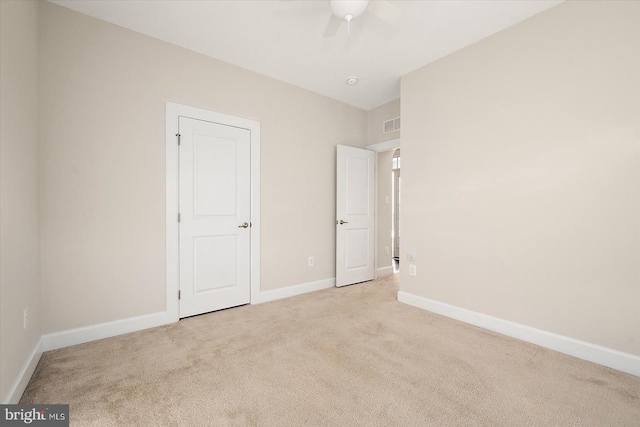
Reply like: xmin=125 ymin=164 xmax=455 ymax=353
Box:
xmin=166 ymin=102 xmax=261 ymax=322
xmin=393 ymin=168 xmax=400 ymax=258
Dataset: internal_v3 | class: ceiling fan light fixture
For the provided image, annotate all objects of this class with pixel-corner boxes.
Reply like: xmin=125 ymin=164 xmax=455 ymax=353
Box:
xmin=346 ymin=76 xmax=359 ymax=85
xmin=330 ymin=0 xmax=369 ymax=22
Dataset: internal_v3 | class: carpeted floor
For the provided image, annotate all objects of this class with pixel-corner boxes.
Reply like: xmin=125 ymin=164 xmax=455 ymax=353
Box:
xmin=22 ymin=274 xmax=640 ymax=426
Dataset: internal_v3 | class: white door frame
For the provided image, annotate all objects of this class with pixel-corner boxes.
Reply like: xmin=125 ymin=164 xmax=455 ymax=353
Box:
xmin=166 ymin=102 xmax=260 ymax=322
xmin=366 ymin=138 xmax=400 ymax=278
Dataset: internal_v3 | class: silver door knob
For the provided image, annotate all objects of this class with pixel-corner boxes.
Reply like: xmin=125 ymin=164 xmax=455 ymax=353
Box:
xmin=339 ymin=220 xmax=348 ymax=225
xmin=239 ymin=222 xmax=249 ymax=228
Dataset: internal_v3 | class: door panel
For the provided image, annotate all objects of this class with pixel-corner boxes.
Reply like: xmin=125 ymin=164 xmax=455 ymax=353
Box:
xmin=193 ymin=235 xmax=238 ymax=292
xmin=336 ymin=145 xmax=375 ymax=287
xmin=179 ymin=117 xmax=251 ymax=318
xmin=193 ymin=135 xmax=237 ymax=217
xmin=346 ymin=156 xmax=369 ymax=215
xmin=345 ymin=228 xmax=370 ymax=269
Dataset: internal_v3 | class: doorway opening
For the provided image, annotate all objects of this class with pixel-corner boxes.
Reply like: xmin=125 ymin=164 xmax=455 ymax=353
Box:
xmin=392 ymin=149 xmax=400 ymax=273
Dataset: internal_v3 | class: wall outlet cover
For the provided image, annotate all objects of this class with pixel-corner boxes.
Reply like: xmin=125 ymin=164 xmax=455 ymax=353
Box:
xmin=409 ymin=264 xmax=416 ymax=276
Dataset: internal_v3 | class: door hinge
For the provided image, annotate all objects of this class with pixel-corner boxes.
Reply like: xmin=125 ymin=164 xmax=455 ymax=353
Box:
xmin=176 ymin=133 xmax=181 ymax=145
xmin=178 ymin=290 xmax=181 ymax=300
xmin=178 ymin=213 xmax=181 ymax=222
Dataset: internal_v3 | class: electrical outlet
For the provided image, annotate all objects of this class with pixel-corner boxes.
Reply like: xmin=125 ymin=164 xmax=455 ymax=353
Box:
xmin=23 ymin=307 xmax=28 ymax=330
xmin=409 ymin=264 xmax=416 ymax=276
xmin=384 ymin=247 xmax=389 ymax=255
xmin=308 ymin=256 xmax=314 ymax=267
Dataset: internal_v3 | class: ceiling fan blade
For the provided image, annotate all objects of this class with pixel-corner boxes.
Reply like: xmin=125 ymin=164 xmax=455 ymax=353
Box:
xmin=367 ymin=0 xmax=401 ymax=24
xmin=322 ymin=15 xmax=342 ymax=38
xmin=359 ymin=12 xmax=399 ymax=40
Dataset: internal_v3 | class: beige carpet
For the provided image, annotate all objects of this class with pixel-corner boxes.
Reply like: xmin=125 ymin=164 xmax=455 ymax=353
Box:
xmin=22 ymin=275 xmax=640 ymax=426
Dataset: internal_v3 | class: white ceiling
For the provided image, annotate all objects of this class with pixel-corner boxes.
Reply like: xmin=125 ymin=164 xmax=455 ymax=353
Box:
xmin=50 ymin=0 xmax=563 ymax=111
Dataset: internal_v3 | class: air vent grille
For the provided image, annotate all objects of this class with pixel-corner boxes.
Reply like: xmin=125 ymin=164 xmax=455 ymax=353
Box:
xmin=383 ymin=117 xmax=400 ymax=134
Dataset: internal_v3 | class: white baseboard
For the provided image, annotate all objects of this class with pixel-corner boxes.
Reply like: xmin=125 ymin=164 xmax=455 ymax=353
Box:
xmin=2 ymin=337 xmax=43 ymax=404
xmin=253 ymin=278 xmax=335 ymax=304
xmin=5 ymin=280 xmax=335 ymax=403
xmin=397 ymin=291 xmax=640 ymax=377
xmin=41 ymin=311 xmax=169 ymax=352
xmin=40 ymin=278 xmax=338 ymax=352
xmin=8 ymin=279 xmax=334 ymax=402
xmin=376 ymin=266 xmax=394 ymax=278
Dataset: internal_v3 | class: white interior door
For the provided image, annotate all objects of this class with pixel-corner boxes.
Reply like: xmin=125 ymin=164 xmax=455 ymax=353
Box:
xmin=179 ymin=116 xmax=251 ymax=318
xmin=336 ymin=145 xmax=375 ymax=287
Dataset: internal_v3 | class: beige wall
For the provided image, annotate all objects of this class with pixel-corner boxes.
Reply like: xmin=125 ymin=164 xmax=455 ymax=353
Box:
xmin=0 ymin=0 xmax=42 ymax=401
xmin=367 ymin=98 xmax=400 ymax=145
xmin=39 ymin=2 xmax=367 ymax=334
xmin=376 ymin=151 xmax=394 ymax=272
xmin=401 ymin=0 xmax=640 ymax=355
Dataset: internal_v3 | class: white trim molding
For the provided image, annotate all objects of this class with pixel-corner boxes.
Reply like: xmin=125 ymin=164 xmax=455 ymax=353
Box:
xmin=398 ymin=291 xmax=640 ymax=377
xmin=166 ymin=102 xmax=261 ymax=322
xmin=367 ymin=138 xmax=400 ymax=153
xmin=41 ymin=312 xmax=169 ymax=352
xmin=38 ymin=277 xmax=334 ymax=353
xmin=15 ymin=274 xmax=332 ymax=390
xmin=2 ymin=338 xmax=43 ymax=404
xmin=252 ymin=278 xmax=335 ymax=305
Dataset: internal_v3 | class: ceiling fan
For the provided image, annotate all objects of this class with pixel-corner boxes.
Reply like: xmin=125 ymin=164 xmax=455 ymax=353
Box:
xmin=323 ymin=0 xmax=401 ymax=37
